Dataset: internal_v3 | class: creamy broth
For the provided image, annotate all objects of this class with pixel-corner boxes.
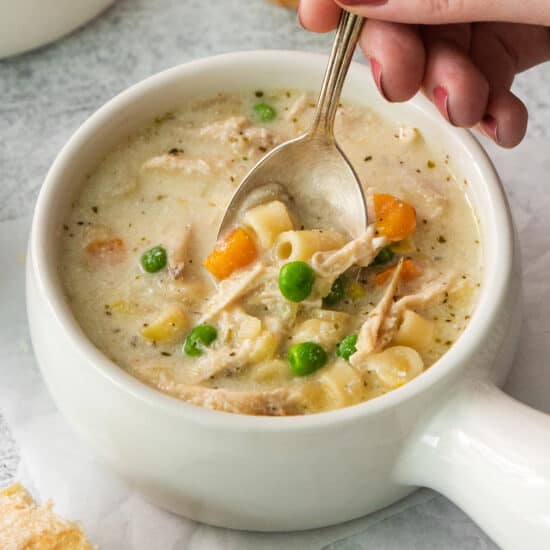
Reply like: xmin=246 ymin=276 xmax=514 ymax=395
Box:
xmin=60 ymin=90 xmax=481 ymax=415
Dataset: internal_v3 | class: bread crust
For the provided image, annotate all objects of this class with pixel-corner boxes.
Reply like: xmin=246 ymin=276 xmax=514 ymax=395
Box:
xmin=267 ymin=0 xmax=299 ymax=8
xmin=0 ymin=483 xmax=93 ymax=550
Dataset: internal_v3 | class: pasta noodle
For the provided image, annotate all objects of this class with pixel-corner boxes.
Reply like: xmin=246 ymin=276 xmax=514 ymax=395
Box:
xmin=243 ymin=200 xmax=294 ymax=248
xmin=275 ymin=230 xmax=346 ymax=262
xmin=319 ymin=360 xmax=363 ymax=409
xmin=392 ymin=310 xmax=435 ymax=352
xmin=364 ymin=346 xmax=424 ymax=389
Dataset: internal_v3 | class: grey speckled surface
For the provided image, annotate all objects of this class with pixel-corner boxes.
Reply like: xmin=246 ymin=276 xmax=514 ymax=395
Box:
xmin=1 ymin=0 xmax=549 ymax=547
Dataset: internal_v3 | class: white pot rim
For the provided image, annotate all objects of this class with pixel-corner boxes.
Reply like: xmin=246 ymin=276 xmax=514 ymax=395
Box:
xmin=30 ymin=50 xmax=514 ymax=432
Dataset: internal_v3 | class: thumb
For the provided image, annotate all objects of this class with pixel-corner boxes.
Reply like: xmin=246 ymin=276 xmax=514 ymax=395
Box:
xmin=335 ymin=0 xmax=550 ymax=26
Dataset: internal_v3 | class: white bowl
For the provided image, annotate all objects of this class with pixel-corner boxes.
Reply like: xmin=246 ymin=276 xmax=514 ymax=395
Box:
xmin=26 ymin=51 xmax=550 ymax=549
xmin=0 ymin=0 xmax=116 ymax=59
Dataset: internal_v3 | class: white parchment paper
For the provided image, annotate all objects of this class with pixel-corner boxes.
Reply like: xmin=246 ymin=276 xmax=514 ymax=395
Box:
xmin=1 ymin=135 xmax=548 ymax=549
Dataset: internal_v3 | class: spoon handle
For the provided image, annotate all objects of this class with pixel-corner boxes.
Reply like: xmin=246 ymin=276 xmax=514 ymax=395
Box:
xmin=309 ymin=11 xmax=365 ymax=139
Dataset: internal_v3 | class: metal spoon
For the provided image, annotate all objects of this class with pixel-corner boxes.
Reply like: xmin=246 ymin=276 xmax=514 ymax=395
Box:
xmin=218 ymin=11 xmax=367 ymax=239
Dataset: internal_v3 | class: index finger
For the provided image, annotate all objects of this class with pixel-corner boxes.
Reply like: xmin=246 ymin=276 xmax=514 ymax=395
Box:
xmin=335 ymin=0 xmax=550 ymax=26
xmin=298 ymin=0 xmax=341 ymax=32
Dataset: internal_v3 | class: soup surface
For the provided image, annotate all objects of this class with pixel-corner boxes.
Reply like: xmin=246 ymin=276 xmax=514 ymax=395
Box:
xmin=60 ymin=90 xmax=482 ymax=415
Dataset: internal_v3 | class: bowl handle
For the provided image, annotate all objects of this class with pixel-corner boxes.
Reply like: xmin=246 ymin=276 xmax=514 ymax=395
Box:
xmin=395 ymin=379 xmax=550 ymax=549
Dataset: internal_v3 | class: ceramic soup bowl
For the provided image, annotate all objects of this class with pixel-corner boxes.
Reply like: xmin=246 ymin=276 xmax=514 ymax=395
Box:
xmin=0 ymin=0 xmax=116 ymax=59
xmin=26 ymin=51 xmax=549 ymax=549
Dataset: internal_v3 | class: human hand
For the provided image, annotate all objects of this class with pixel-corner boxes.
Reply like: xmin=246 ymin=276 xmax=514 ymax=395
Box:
xmin=298 ymin=0 xmax=550 ymax=147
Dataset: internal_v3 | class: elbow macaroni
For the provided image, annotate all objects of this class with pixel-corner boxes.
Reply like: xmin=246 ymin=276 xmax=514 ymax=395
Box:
xmin=243 ymin=200 xmax=294 ymax=248
xmin=364 ymin=346 xmax=424 ymax=389
xmin=319 ymin=360 xmax=363 ymax=409
xmin=392 ymin=310 xmax=434 ymax=352
xmin=275 ymin=230 xmax=346 ymax=262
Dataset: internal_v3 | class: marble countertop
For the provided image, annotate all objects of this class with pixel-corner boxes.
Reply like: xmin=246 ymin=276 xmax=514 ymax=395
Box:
xmin=1 ymin=0 xmax=549 ymax=547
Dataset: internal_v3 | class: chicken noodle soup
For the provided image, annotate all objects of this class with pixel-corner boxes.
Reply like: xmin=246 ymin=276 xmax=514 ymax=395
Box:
xmin=60 ymin=90 xmax=482 ymax=415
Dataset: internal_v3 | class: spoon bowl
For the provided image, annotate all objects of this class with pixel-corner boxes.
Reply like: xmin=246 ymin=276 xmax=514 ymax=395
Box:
xmin=220 ymin=132 xmax=367 ymax=237
xmin=218 ymin=11 xmax=367 ymax=239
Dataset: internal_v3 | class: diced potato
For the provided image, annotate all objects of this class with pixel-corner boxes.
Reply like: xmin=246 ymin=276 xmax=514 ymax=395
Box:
xmin=142 ymin=304 xmax=189 ymax=343
xmin=310 ymin=308 xmax=351 ymax=328
xmin=237 ymin=315 xmax=263 ymax=339
xmin=249 ymin=331 xmax=279 ymax=363
xmin=398 ymin=126 xmax=419 ymax=143
xmin=299 ymin=380 xmax=327 ymax=412
xmin=392 ymin=310 xmax=435 ymax=352
xmin=374 ymin=193 xmax=417 ymax=241
xmin=292 ymin=317 xmax=347 ymax=350
xmin=251 ymin=359 xmax=291 ymax=383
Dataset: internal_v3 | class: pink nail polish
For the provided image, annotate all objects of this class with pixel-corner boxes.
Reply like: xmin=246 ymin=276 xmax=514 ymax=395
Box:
xmin=482 ymin=114 xmax=500 ymax=144
xmin=339 ymin=0 xmax=388 ymax=5
xmin=433 ymin=86 xmax=451 ymax=124
xmin=370 ymin=58 xmax=387 ymax=100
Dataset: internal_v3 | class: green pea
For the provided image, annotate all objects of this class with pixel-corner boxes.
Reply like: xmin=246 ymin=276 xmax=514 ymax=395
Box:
xmin=322 ymin=277 xmax=345 ymax=307
xmin=288 ymin=342 xmax=327 ymax=376
xmin=183 ymin=325 xmax=218 ymax=357
xmin=141 ymin=245 xmax=167 ymax=273
xmin=278 ymin=261 xmax=315 ymax=302
xmin=337 ymin=334 xmax=358 ymax=361
xmin=253 ymin=102 xmax=277 ymax=122
xmin=374 ymin=246 xmax=395 ymax=265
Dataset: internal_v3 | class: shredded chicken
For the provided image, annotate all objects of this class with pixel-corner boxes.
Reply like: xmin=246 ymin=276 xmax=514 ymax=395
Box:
xmin=192 ymin=345 xmax=249 ymax=383
xmin=200 ymin=263 xmax=265 ymax=322
xmin=351 ymin=271 xmax=456 ymax=367
xmin=311 ymin=225 xmax=388 ymax=278
xmin=108 ymin=177 xmax=138 ymax=197
xmin=285 ymin=93 xmax=308 ymax=121
xmin=380 ymin=276 xmax=457 ymax=351
xmin=350 ymin=259 xmax=404 ymax=367
xmin=156 ymin=375 xmax=303 ymax=416
xmin=392 ymin=277 xmax=456 ymax=320
xmin=199 ymin=116 xmax=248 ymax=141
xmin=164 ymin=224 xmax=191 ymax=279
xmin=199 ymin=116 xmax=280 ymax=155
xmin=242 ymin=126 xmax=280 ymax=150
xmin=142 ymin=155 xmax=211 ymax=175
xmin=399 ymin=172 xmax=447 ymax=220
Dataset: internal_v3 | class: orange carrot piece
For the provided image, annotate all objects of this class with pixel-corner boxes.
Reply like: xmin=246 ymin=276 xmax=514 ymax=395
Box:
xmin=374 ymin=193 xmax=417 ymax=241
xmin=85 ymin=238 xmax=125 ymax=264
xmin=374 ymin=259 xmax=422 ymax=286
xmin=204 ymin=227 xmax=257 ymax=280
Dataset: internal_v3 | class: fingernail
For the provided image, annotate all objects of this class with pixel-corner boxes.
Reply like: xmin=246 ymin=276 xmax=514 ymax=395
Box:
xmin=370 ymin=58 xmax=387 ymax=100
xmin=339 ymin=0 xmax=388 ymax=5
xmin=482 ymin=114 xmax=500 ymax=144
xmin=433 ymin=86 xmax=452 ymax=124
